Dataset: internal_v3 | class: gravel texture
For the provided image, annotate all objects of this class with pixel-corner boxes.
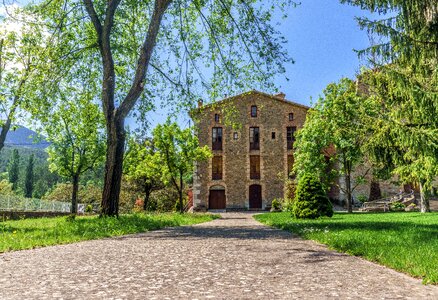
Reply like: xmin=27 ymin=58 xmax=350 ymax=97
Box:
xmin=0 ymin=213 xmax=437 ymax=299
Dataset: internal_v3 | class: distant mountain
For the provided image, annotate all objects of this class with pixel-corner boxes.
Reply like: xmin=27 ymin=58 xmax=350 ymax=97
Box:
xmin=4 ymin=126 xmax=50 ymax=149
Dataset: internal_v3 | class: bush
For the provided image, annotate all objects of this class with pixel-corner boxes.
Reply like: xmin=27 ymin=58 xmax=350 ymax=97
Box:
xmin=149 ymin=188 xmax=179 ymax=212
xmin=282 ymin=198 xmax=294 ymax=212
xmin=292 ymin=174 xmax=333 ymax=219
xmin=356 ymin=194 xmax=368 ymax=203
xmin=390 ymin=202 xmax=405 ymax=212
xmin=270 ymin=198 xmax=282 ymax=212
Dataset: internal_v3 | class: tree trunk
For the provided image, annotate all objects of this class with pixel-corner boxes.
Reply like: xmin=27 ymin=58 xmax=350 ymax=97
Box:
xmin=143 ymin=184 xmax=152 ymax=211
xmin=179 ymin=170 xmax=184 ymax=213
xmin=100 ymin=118 xmax=125 ymax=217
xmin=345 ymin=171 xmax=353 ymax=213
xmin=71 ymin=174 xmax=80 ymax=214
xmin=419 ymin=181 xmax=431 ymax=213
xmin=368 ymin=180 xmax=382 ymax=201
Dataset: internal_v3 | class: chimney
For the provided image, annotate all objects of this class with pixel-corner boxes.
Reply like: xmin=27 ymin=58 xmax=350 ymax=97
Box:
xmin=275 ymin=92 xmax=286 ymax=99
xmin=197 ymin=99 xmax=203 ymax=108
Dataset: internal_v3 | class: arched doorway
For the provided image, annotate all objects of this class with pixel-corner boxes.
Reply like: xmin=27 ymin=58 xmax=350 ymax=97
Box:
xmin=209 ymin=185 xmax=226 ymax=209
xmin=249 ymin=184 xmax=262 ymax=209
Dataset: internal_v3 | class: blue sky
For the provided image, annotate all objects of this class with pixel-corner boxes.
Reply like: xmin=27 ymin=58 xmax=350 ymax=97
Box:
xmin=6 ymin=0 xmax=376 ymax=130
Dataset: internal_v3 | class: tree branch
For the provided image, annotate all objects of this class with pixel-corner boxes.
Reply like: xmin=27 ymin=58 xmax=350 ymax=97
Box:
xmin=117 ymin=0 xmax=172 ymax=120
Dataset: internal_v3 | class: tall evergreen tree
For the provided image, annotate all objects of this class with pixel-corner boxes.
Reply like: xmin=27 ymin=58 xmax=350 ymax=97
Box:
xmin=24 ymin=154 xmax=34 ymax=198
xmin=8 ymin=149 xmax=20 ymax=191
xmin=342 ymin=0 xmax=438 ymax=212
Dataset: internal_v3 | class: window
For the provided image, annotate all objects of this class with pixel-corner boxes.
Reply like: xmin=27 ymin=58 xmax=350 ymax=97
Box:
xmin=212 ymin=127 xmax=223 ymax=150
xmin=251 ymin=105 xmax=257 ymax=117
xmin=233 ymin=132 xmax=238 ymax=140
xmin=286 ymin=126 xmax=296 ymax=150
xmin=214 ymin=113 xmax=220 ymax=122
xmin=289 ymin=113 xmax=294 ymax=121
xmin=287 ymin=155 xmax=295 ymax=179
xmin=271 ymin=132 xmax=276 ymax=139
xmin=249 ymin=127 xmax=260 ymax=150
xmin=250 ymin=155 xmax=260 ymax=179
xmin=212 ymin=156 xmax=223 ymax=180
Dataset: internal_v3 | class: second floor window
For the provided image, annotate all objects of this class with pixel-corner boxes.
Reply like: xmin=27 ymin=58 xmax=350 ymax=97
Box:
xmin=250 ymin=155 xmax=260 ymax=179
xmin=289 ymin=113 xmax=294 ymax=121
xmin=214 ymin=113 xmax=220 ymax=122
xmin=287 ymin=126 xmax=296 ymax=150
xmin=212 ymin=127 xmax=223 ymax=150
xmin=212 ymin=156 xmax=223 ymax=180
xmin=249 ymin=127 xmax=260 ymax=150
xmin=251 ymin=105 xmax=257 ymax=117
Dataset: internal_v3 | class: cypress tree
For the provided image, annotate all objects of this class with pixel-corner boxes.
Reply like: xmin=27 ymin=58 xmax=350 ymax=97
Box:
xmin=8 ymin=149 xmax=20 ymax=191
xmin=25 ymin=154 xmax=34 ymax=198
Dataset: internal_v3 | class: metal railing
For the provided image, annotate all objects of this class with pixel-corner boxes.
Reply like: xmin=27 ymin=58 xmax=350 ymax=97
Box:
xmin=0 ymin=195 xmax=72 ymax=213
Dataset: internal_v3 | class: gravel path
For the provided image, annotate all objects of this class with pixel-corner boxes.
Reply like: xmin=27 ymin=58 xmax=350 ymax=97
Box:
xmin=0 ymin=213 xmax=437 ymax=300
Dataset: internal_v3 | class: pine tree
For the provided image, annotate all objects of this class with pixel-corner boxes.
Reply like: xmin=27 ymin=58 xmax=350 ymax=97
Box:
xmin=25 ymin=154 xmax=34 ymax=198
xmin=8 ymin=149 xmax=20 ymax=191
xmin=343 ymin=0 xmax=438 ymax=212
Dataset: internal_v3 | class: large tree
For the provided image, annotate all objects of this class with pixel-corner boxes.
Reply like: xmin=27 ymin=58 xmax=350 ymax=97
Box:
xmin=294 ymin=78 xmax=375 ymax=212
xmin=35 ymin=0 xmax=294 ymax=216
xmin=152 ymin=121 xmax=211 ymax=213
xmin=342 ymin=0 xmax=438 ymax=212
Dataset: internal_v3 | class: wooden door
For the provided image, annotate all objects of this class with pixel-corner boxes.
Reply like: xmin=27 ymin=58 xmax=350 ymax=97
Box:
xmin=209 ymin=190 xmax=226 ymax=209
xmin=249 ymin=185 xmax=262 ymax=209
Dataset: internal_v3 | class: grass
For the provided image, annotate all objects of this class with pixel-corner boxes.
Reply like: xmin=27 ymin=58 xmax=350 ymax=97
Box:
xmin=255 ymin=212 xmax=438 ymax=284
xmin=0 ymin=213 xmax=218 ymax=253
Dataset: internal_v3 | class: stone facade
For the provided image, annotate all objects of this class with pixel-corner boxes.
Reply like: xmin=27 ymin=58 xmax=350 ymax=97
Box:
xmin=191 ymin=90 xmax=308 ymax=210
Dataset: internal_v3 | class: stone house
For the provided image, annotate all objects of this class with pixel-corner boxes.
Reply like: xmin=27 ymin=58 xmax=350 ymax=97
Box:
xmin=191 ymin=90 xmax=309 ymax=210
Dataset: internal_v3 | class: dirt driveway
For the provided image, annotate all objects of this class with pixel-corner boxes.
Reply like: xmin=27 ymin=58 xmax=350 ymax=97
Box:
xmin=0 ymin=213 xmax=437 ymax=299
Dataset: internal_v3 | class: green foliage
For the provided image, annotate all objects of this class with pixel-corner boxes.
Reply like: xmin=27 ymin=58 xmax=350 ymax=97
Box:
xmin=356 ymin=194 xmax=368 ymax=203
xmin=152 ymin=120 xmax=211 ymax=212
xmin=271 ymin=198 xmax=282 ymax=210
xmin=0 ymin=180 xmax=14 ymax=196
xmin=256 ymin=212 xmax=438 ymax=284
xmin=85 ymin=204 xmax=93 ymax=213
xmin=342 ymin=0 xmax=438 ymax=212
xmin=124 ymin=137 xmax=163 ymax=209
xmin=0 ymin=213 xmax=219 ymax=253
xmin=292 ymin=174 xmax=333 ymax=219
xmin=7 ymin=149 xmax=19 ymax=191
xmin=294 ymin=77 xmax=378 ymax=212
xmin=43 ymin=182 xmax=102 ymax=204
xmin=24 ymin=154 xmax=34 ymax=198
xmin=390 ymin=202 xmax=405 ymax=212
xmin=44 ymin=98 xmax=106 ymax=181
xmin=148 ymin=188 xmax=180 ymax=212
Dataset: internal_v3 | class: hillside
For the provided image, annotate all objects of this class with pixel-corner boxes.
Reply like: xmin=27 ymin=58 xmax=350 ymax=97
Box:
xmin=4 ymin=126 xmax=50 ymax=149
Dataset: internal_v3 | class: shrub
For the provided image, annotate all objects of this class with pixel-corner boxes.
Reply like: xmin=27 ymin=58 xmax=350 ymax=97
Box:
xmin=282 ymin=198 xmax=294 ymax=212
xmin=356 ymin=194 xmax=368 ymax=203
xmin=270 ymin=198 xmax=282 ymax=212
xmin=85 ymin=204 xmax=93 ymax=213
xmin=292 ymin=174 xmax=333 ymax=219
xmin=390 ymin=202 xmax=405 ymax=212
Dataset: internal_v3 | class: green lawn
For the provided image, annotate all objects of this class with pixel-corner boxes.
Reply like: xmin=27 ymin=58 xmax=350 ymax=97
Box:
xmin=255 ymin=212 xmax=438 ymax=284
xmin=0 ymin=213 xmax=218 ymax=253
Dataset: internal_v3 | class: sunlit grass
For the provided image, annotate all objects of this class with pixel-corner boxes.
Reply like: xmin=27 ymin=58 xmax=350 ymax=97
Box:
xmin=255 ymin=212 xmax=438 ymax=284
xmin=0 ymin=213 xmax=218 ymax=253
